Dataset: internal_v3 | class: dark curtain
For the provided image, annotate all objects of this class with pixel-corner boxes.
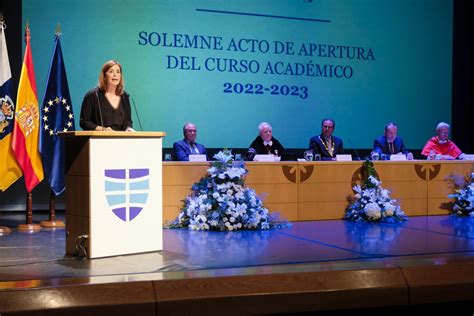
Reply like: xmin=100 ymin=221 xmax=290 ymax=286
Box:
xmin=452 ymin=0 xmax=474 ymax=153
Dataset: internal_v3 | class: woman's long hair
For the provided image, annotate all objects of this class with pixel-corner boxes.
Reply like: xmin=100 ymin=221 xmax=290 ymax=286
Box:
xmin=98 ymin=60 xmax=124 ymax=95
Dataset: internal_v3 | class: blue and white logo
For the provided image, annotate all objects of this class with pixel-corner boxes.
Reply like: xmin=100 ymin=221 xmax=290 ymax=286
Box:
xmin=104 ymin=168 xmax=149 ymax=222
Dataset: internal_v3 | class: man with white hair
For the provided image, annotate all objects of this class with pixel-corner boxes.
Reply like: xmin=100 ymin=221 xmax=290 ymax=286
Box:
xmin=421 ymin=122 xmax=466 ymax=160
xmin=246 ymin=122 xmax=284 ymax=160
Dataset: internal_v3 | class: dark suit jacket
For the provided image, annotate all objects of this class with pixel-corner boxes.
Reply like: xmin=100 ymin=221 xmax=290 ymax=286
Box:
xmin=172 ymin=139 xmax=207 ymax=161
xmin=247 ymin=136 xmax=285 ymax=159
xmin=309 ymin=134 xmax=344 ymax=160
xmin=373 ymin=136 xmax=409 ymax=155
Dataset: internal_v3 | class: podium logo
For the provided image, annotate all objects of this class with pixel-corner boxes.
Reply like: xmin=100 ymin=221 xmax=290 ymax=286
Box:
xmin=104 ymin=168 xmax=149 ymax=222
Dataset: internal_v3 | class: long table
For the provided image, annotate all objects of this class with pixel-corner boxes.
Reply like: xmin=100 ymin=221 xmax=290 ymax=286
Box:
xmin=163 ymin=161 xmax=473 ymax=223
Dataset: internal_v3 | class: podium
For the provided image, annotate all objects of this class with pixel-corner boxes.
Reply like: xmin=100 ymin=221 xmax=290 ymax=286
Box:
xmin=61 ymin=131 xmax=166 ymax=258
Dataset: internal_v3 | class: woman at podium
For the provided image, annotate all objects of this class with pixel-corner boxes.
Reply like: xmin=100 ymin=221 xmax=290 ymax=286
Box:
xmin=80 ymin=60 xmax=134 ymax=131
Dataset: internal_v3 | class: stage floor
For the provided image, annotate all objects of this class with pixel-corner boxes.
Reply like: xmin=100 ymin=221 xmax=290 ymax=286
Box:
xmin=1 ymin=212 xmax=474 ymax=287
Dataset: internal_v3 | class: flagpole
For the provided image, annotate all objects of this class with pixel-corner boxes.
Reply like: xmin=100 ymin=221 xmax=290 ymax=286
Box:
xmin=16 ymin=22 xmax=42 ymax=233
xmin=41 ymin=190 xmax=65 ymax=228
xmin=40 ymin=22 xmax=66 ymax=229
xmin=17 ymin=192 xmax=41 ymax=232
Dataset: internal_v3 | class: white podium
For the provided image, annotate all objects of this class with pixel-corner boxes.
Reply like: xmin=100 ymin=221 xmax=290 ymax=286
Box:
xmin=61 ymin=131 xmax=166 ymax=258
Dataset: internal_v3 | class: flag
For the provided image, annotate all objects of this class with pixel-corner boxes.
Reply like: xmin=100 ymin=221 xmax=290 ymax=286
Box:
xmin=11 ymin=24 xmax=44 ymax=193
xmin=0 ymin=21 xmax=22 ymax=191
xmin=40 ymin=31 xmax=75 ymax=196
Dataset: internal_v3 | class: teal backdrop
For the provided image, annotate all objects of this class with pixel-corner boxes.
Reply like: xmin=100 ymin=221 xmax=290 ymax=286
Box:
xmin=23 ymin=0 xmax=453 ymax=149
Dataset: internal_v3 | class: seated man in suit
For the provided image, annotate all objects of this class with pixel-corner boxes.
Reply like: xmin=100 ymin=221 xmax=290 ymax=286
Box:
xmin=246 ymin=122 xmax=284 ymax=160
xmin=172 ymin=122 xmax=207 ymax=161
xmin=308 ymin=118 xmax=344 ymax=161
xmin=373 ymin=122 xmax=414 ymax=160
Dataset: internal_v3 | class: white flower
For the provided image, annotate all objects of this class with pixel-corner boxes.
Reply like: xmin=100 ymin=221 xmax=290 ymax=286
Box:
xmin=364 ymin=202 xmax=381 ymax=220
xmin=235 ymin=190 xmax=244 ymax=199
xmin=216 ymin=184 xmax=227 ymax=191
xmin=207 ymin=166 xmax=217 ymax=174
xmin=235 ymin=203 xmax=247 ymax=214
xmin=261 ymin=222 xmax=270 ymax=229
xmin=363 ymin=189 xmax=375 ymax=199
xmin=189 ymin=215 xmax=210 ymax=230
xmin=353 ymin=185 xmax=362 ymax=194
xmin=229 ymin=216 xmax=236 ymax=223
xmin=369 ymin=176 xmax=380 ymax=186
xmin=213 ymin=151 xmax=233 ymax=164
xmin=225 ymin=167 xmax=246 ymax=179
xmin=212 ymin=192 xmax=220 ymax=199
xmin=384 ymin=202 xmax=395 ymax=216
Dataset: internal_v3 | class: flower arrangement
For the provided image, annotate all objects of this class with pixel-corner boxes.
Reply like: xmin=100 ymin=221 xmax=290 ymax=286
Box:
xmin=344 ymin=160 xmax=407 ymax=223
xmin=169 ymin=150 xmax=280 ymax=231
xmin=447 ymin=172 xmax=474 ymax=217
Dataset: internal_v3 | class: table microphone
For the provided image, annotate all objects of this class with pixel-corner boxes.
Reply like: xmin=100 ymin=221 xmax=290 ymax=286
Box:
xmin=95 ymin=91 xmax=104 ymax=129
xmin=347 ymin=138 xmax=361 ymax=161
xmin=130 ymin=96 xmax=144 ymax=131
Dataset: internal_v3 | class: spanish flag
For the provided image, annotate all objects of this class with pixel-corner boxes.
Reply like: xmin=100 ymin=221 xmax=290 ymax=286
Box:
xmin=11 ymin=24 xmax=44 ymax=192
xmin=0 ymin=20 xmax=22 ymax=191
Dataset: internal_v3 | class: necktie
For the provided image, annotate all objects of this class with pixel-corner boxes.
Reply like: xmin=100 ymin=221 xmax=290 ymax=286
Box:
xmin=265 ymin=144 xmax=271 ymax=154
xmin=389 ymin=142 xmax=394 ymax=154
xmin=190 ymin=143 xmax=199 ymax=154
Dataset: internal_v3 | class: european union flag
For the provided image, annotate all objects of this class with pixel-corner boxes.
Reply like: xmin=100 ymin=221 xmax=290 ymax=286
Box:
xmin=40 ymin=32 xmax=75 ymax=196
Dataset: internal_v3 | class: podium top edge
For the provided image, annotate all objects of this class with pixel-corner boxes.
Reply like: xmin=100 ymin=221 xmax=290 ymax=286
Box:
xmin=59 ymin=131 xmax=166 ymax=138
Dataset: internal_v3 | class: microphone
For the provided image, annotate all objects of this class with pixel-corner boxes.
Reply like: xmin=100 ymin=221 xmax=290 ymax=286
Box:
xmin=247 ymin=148 xmax=257 ymax=161
xmin=347 ymin=138 xmax=361 ymax=161
xmin=130 ymin=96 xmax=143 ymax=131
xmin=95 ymin=91 xmax=104 ymax=130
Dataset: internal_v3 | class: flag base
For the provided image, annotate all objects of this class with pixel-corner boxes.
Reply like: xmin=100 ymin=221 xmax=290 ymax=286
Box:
xmin=40 ymin=220 xmax=65 ymax=228
xmin=17 ymin=223 xmax=41 ymax=232
xmin=0 ymin=226 xmax=12 ymax=235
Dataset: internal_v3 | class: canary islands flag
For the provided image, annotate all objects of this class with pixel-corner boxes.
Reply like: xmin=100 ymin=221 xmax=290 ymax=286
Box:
xmin=0 ymin=22 xmax=22 ymax=191
xmin=11 ymin=24 xmax=44 ymax=193
xmin=40 ymin=32 xmax=75 ymax=196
